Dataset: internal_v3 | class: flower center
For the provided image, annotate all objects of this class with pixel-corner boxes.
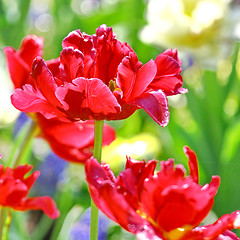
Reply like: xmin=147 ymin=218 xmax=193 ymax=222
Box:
xmin=163 ymin=225 xmax=192 ymax=240
xmin=136 ymin=209 xmax=192 ymax=239
xmin=183 ymin=0 xmax=196 ymax=17
xmin=136 ymin=209 xmax=158 ymax=228
xmin=108 ymin=80 xmax=122 ymax=93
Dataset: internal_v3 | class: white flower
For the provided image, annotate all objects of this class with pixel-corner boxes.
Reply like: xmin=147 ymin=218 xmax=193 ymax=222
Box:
xmin=140 ymin=0 xmax=239 ymax=65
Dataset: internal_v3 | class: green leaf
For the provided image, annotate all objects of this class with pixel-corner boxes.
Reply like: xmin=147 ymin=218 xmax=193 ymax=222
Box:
xmin=56 ymin=205 xmax=83 ymax=240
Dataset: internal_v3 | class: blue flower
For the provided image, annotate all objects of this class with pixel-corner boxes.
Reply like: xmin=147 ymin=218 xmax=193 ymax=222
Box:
xmin=33 ymin=152 xmax=68 ymax=197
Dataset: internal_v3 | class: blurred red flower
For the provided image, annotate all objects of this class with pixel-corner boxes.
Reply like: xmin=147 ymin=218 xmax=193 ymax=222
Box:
xmin=11 ymin=24 xmax=186 ymax=126
xmin=4 ymin=35 xmax=44 ymax=89
xmin=85 ymin=146 xmax=240 ymax=240
xmin=0 ymin=161 xmax=59 ymax=219
xmin=4 ymin=35 xmax=116 ymax=164
xmin=37 ymin=115 xmax=115 ymax=163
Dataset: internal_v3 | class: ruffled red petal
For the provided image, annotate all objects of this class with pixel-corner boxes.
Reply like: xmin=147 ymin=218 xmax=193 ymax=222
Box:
xmin=130 ymin=90 xmax=169 ymax=126
xmin=184 ymin=146 xmax=199 ymax=183
xmin=32 ymin=57 xmax=61 ymax=108
xmin=184 ymin=211 xmax=240 ymax=240
xmin=55 ymin=77 xmax=121 ymax=120
xmin=85 ymin=158 xmax=146 ymax=233
xmin=94 ymin=24 xmax=133 ymax=85
xmin=11 ymin=84 xmax=66 ymax=121
xmin=116 ymin=157 xmax=157 ymax=209
xmin=149 ymin=49 xmax=186 ymax=96
xmin=60 ymin=47 xmax=84 ymax=80
xmin=117 ymin=52 xmax=157 ymax=101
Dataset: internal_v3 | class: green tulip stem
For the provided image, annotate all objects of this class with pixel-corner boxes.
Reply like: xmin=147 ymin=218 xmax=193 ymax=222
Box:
xmin=90 ymin=120 xmax=104 ymax=240
xmin=12 ymin=119 xmax=38 ymax=168
xmin=0 ymin=208 xmax=11 ymax=240
xmin=0 ymin=208 xmax=5 ymax=240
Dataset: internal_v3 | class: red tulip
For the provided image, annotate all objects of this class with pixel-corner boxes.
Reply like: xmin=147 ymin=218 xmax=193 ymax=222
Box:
xmin=4 ymin=35 xmax=116 ymax=164
xmin=11 ymin=24 xmax=186 ymax=126
xmin=0 ymin=162 xmax=59 ymax=219
xmin=85 ymin=146 xmax=240 ymax=240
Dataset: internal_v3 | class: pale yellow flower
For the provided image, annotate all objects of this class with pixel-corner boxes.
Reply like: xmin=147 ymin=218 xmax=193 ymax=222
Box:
xmin=140 ymin=0 xmax=238 ymax=64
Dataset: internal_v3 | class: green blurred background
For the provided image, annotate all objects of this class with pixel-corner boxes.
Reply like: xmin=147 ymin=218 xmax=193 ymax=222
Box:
xmin=1 ymin=0 xmax=240 ymax=239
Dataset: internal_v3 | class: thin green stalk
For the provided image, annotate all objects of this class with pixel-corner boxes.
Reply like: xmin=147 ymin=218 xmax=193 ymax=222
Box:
xmin=2 ymin=210 xmax=11 ymax=240
xmin=0 ymin=208 xmax=9 ymax=240
xmin=93 ymin=121 xmax=104 ymax=162
xmin=90 ymin=120 xmax=104 ymax=240
xmin=0 ymin=208 xmax=5 ymax=240
xmin=11 ymin=120 xmax=38 ymax=168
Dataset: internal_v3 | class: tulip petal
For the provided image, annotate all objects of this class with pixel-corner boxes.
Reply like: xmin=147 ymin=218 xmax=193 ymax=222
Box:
xmin=4 ymin=47 xmax=31 ymax=88
xmin=155 ymin=50 xmax=182 ymax=76
xmin=151 ymin=75 xmax=185 ymax=96
xmin=110 ymin=103 xmax=138 ymax=121
xmin=130 ymin=90 xmax=169 ymax=126
xmin=12 ymin=164 xmax=33 ymax=179
xmin=162 ymin=49 xmax=182 ymax=65
xmin=202 ymin=175 xmax=221 ymax=198
xmin=94 ymin=25 xmax=130 ymax=84
xmin=1 ymin=179 xmax=28 ymax=206
xmin=13 ymin=165 xmax=39 ymax=189
xmin=125 ymin=158 xmax=157 ymax=184
xmin=62 ymin=29 xmax=95 ymax=59
xmin=4 ymin=35 xmax=44 ymax=88
xmin=117 ymin=53 xmax=157 ymax=101
xmin=56 ymin=77 xmax=121 ymax=120
xmin=184 ymin=146 xmax=199 ymax=183
xmin=137 ymin=229 xmax=163 ymax=240
xmin=11 ymin=84 xmax=66 ymax=120
xmin=32 ymin=57 xmax=61 ymax=108
xmin=149 ymin=49 xmax=186 ymax=95
xmin=37 ymin=115 xmax=116 ymax=163
xmin=187 ymin=211 xmax=240 ymax=239
xmin=116 ymin=158 xmax=157 ymax=209
xmin=132 ymin=59 xmax=157 ymax=98
xmin=60 ymin=47 xmax=84 ymax=80
xmin=216 ymin=230 xmax=240 ymax=240
xmin=62 ymin=30 xmax=95 ymax=77
xmin=18 ymin=35 xmax=44 ymax=66
xmin=18 ymin=196 xmax=60 ymax=219
xmin=85 ymin=158 xmax=146 ymax=233
xmin=46 ymin=58 xmax=61 ymax=79
xmin=116 ymin=52 xmax=142 ymax=101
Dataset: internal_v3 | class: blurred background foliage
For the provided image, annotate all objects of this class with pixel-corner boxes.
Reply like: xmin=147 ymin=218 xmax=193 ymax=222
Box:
xmin=1 ymin=0 xmax=240 ymax=239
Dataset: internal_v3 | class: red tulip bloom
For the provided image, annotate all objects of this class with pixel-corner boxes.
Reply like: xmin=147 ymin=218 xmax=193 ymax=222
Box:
xmin=85 ymin=146 xmax=240 ymax=240
xmin=11 ymin=24 xmax=186 ymax=126
xmin=4 ymin=35 xmax=116 ymax=164
xmin=0 ymin=162 xmax=59 ymax=219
